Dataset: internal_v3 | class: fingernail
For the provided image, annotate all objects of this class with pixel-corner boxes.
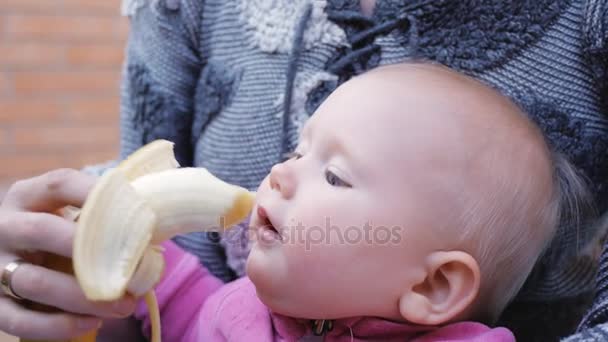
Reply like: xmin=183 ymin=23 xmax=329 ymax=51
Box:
xmin=77 ymin=318 xmax=101 ymax=331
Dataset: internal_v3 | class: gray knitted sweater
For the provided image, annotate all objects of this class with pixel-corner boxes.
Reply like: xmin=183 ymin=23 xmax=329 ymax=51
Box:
xmin=97 ymin=0 xmax=608 ymax=339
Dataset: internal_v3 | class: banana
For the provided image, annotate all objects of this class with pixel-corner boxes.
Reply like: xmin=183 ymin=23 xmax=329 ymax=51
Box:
xmin=73 ymin=166 xmax=157 ymax=301
xmin=127 ymin=246 xmax=165 ymax=298
xmin=117 ymin=139 xmax=180 ymax=179
xmin=23 ymin=140 xmax=255 ymax=342
xmin=131 ymin=167 xmax=255 ymax=244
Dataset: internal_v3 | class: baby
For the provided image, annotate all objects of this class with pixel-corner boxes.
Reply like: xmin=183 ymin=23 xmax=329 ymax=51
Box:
xmin=134 ymin=63 xmax=589 ymax=341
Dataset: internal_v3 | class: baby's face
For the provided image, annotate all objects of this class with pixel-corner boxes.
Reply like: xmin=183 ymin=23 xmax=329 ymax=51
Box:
xmin=247 ymin=64 xmax=553 ymax=321
xmin=248 ymin=67 xmax=475 ymax=320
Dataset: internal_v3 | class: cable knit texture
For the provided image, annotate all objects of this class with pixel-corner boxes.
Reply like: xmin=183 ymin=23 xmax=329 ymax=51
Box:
xmin=83 ymin=0 xmax=608 ymax=339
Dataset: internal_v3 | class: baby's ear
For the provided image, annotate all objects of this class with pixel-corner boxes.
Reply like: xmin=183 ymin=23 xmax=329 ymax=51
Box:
xmin=398 ymin=251 xmax=480 ymax=326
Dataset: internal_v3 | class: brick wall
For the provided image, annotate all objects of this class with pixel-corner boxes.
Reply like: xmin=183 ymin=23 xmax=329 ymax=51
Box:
xmin=0 ymin=0 xmax=128 ymax=195
xmin=0 ymin=4 xmax=127 ymax=339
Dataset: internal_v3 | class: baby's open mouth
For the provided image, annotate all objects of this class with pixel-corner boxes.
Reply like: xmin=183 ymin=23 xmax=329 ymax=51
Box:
xmin=257 ymin=206 xmax=282 ymax=241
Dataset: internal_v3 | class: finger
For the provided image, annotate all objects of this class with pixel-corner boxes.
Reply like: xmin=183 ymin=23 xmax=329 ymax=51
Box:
xmin=0 ymin=212 xmax=75 ymax=257
xmin=0 ymin=297 xmax=101 ymax=340
xmin=2 ymin=169 xmax=96 ymax=212
xmin=8 ymin=262 xmax=136 ymax=318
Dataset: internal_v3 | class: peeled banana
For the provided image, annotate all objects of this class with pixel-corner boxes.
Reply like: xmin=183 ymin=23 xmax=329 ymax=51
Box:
xmin=24 ymin=140 xmax=255 ymax=342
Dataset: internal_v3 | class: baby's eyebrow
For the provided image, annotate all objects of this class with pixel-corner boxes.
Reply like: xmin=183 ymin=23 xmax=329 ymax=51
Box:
xmin=329 ymin=135 xmax=350 ymax=159
xmin=326 ymin=133 xmax=362 ymax=174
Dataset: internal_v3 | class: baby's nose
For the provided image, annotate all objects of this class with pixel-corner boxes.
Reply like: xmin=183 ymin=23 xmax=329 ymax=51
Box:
xmin=269 ymin=163 xmax=296 ymax=199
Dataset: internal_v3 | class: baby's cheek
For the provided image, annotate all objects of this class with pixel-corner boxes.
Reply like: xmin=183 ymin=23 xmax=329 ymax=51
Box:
xmin=292 ymin=196 xmax=347 ymax=227
xmin=288 ymin=201 xmax=371 ymax=248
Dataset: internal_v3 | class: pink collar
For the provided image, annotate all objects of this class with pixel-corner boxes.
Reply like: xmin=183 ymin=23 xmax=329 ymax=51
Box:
xmin=271 ymin=314 xmax=437 ymax=341
xmin=270 ymin=313 xmax=514 ymax=342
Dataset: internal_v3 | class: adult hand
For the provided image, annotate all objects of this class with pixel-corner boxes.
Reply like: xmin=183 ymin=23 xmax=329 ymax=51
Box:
xmin=0 ymin=169 xmax=136 ymax=340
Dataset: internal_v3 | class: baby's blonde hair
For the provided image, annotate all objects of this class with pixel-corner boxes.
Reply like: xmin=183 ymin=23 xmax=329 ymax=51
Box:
xmin=365 ymin=62 xmax=597 ymax=322
xmin=457 ymin=147 xmax=594 ymax=323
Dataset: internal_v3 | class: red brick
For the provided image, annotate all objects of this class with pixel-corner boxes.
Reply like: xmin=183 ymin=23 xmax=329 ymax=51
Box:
xmin=66 ymin=43 xmax=125 ymax=68
xmin=0 ymin=149 xmax=118 ymax=180
xmin=0 ymin=97 xmax=122 ymax=127
xmin=5 ymin=15 xmax=122 ymax=41
xmin=0 ymin=73 xmax=9 ymax=96
xmin=0 ymin=42 xmax=65 ymax=69
xmin=13 ymin=71 xmax=120 ymax=95
xmin=0 ymin=153 xmax=68 ymax=179
xmin=60 ymin=0 xmax=123 ymax=13
xmin=65 ymin=97 xmax=120 ymax=122
xmin=0 ymin=0 xmax=62 ymax=12
xmin=115 ymin=17 xmax=130 ymax=37
xmin=0 ymin=2 xmax=126 ymax=187
xmin=0 ymin=0 xmax=120 ymax=13
xmin=0 ymin=100 xmax=63 ymax=123
xmin=13 ymin=124 xmax=120 ymax=149
xmin=68 ymin=149 xmax=119 ymax=168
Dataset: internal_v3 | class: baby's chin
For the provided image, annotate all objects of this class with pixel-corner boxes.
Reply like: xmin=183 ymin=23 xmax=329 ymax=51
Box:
xmin=253 ymin=285 xmax=326 ymax=319
xmin=246 ymin=247 xmax=308 ymax=316
xmin=253 ymin=285 xmax=288 ymax=314
xmin=247 ymin=263 xmax=293 ymax=316
xmin=246 ymin=245 xmax=283 ymax=289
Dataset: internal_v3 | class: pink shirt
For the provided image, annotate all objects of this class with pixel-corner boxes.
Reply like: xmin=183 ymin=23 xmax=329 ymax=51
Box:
xmin=135 ymin=242 xmax=515 ymax=342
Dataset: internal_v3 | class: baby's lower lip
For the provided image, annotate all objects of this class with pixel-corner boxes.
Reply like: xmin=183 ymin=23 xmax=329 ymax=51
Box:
xmin=260 ymin=221 xmax=282 ymax=240
xmin=254 ymin=209 xmax=282 ymax=244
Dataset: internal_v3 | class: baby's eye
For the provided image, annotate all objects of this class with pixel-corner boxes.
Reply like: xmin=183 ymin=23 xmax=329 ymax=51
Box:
xmin=325 ymin=170 xmax=351 ymax=188
xmin=283 ymin=151 xmax=303 ymax=161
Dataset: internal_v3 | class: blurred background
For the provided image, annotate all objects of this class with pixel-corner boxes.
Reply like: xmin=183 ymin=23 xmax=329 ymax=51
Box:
xmin=0 ymin=1 xmax=127 ymax=340
xmin=0 ymin=0 xmax=127 ymax=198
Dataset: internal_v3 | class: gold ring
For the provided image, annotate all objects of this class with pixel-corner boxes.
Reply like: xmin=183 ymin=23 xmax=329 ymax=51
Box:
xmin=1 ymin=260 xmax=26 ymax=300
